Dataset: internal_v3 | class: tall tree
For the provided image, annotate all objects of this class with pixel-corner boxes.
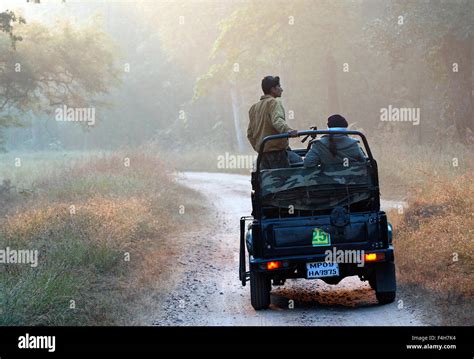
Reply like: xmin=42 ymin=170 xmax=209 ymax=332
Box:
xmin=367 ymin=0 xmax=473 ymax=142
xmin=0 ymin=15 xmax=120 ymax=149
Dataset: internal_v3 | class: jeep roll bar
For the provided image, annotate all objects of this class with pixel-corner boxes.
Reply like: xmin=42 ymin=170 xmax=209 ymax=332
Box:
xmin=256 ymin=130 xmax=374 ymax=172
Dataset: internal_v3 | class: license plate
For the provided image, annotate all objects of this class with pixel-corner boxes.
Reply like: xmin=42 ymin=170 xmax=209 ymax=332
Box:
xmin=306 ymin=262 xmax=339 ymax=278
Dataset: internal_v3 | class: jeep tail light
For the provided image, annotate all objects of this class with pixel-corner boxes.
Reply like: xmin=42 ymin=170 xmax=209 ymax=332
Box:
xmin=364 ymin=252 xmax=385 ymax=262
xmin=267 ymin=261 xmax=282 ymax=270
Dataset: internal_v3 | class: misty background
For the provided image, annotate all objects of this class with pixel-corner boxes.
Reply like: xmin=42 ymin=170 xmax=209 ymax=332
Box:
xmin=0 ymin=0 xmax=472 ymax=154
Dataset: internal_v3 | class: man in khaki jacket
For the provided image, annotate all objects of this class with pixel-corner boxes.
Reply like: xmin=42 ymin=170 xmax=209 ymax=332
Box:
xmin=247 ymin=76 xmax=298 ymax=169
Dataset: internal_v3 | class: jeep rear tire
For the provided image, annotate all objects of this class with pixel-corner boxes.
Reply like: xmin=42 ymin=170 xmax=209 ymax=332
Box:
xmin=372 ymin=262 xmax=397 ymax=305
xmin=376 ymin=290 xmax=396 ymax=304
xmin=250 ymin=271 xmax=271 ymax=310
xmin=368 ymin=276 xmax=376 ymax=290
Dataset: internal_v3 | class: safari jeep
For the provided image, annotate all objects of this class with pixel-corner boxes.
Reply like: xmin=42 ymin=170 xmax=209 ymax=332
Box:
xmin=239 ymin=130 xmax=396 ymax=310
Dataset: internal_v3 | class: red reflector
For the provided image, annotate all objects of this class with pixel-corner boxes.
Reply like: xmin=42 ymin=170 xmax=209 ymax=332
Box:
xmin=267 ymin=261 xmax=281 ymax=270
xmin=365 ymin=253 xmax=385 ymax=262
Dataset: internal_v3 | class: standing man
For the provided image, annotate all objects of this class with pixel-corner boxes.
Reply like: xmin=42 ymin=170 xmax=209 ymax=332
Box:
xmin=247 ymin=76 xmax=298 ymax=169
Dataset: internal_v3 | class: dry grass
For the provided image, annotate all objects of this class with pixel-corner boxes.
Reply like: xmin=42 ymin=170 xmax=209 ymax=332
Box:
xmin=389 ymin=173 xmax=474 ymax=325
xmin=0 ymin=150 xmax=206 ymax=325
xmin=331 ymin=129 xmax=474 ymax=199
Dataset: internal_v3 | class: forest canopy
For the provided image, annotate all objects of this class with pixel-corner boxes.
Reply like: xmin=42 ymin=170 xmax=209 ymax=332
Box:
xmin=0 ymin=0 xmax=472 ymax=151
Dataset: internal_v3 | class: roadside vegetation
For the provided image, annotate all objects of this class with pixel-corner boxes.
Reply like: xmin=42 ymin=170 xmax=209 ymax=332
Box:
xmin=0 ymin=151 xmax=205 ymax=325
xmin=389 ymin=169 xmax=473 ymax=325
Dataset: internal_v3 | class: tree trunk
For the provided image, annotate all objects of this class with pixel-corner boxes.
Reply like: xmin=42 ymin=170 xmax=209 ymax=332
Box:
xmin=326 ymin=50 xmax=340 ymax=115
xmin=230 ymin=82 xmax=245 ymax=152
xmin=442 ymin=32 xmax=473 ymax=143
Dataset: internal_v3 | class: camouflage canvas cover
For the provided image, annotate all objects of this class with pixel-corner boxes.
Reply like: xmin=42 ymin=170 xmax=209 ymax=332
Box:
xmin=259 ymin=163 xmax=372 ymax=210
xmin=260 ymin=163 xmax=370 ymax=196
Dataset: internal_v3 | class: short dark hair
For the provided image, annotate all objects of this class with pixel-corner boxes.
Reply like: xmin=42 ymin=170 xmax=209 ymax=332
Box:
xmin=327 ymin=114 xmax=348 ymax=128
xmin=261 ymin=76 xmax=280 ymax=94
xmin=327 ymin=114 xmax=348 ymax=157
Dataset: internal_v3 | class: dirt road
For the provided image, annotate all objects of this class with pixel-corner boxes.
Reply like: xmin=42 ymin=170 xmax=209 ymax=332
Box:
xmin=150 ymin=172 xmax=424 ymax=326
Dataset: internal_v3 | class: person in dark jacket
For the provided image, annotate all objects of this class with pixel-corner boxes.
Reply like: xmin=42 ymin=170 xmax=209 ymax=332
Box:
xmin=304 ymin=114 xmax=366 ymax=167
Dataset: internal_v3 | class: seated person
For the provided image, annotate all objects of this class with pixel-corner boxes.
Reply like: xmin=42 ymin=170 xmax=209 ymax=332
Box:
xmin=287 ymin=146 xmax=303 ymax=166
xmin=304 ymin=114 xmax=366 ymax=168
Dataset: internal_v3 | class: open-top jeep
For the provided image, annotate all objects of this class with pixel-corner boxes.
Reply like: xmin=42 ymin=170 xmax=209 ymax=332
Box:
xmin=239 ymin=130 xmax=396 ymax=310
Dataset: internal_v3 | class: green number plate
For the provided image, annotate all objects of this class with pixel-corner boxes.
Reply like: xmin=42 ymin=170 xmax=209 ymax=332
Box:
xmin=312 ymin=228 xmax=331 ymax=246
